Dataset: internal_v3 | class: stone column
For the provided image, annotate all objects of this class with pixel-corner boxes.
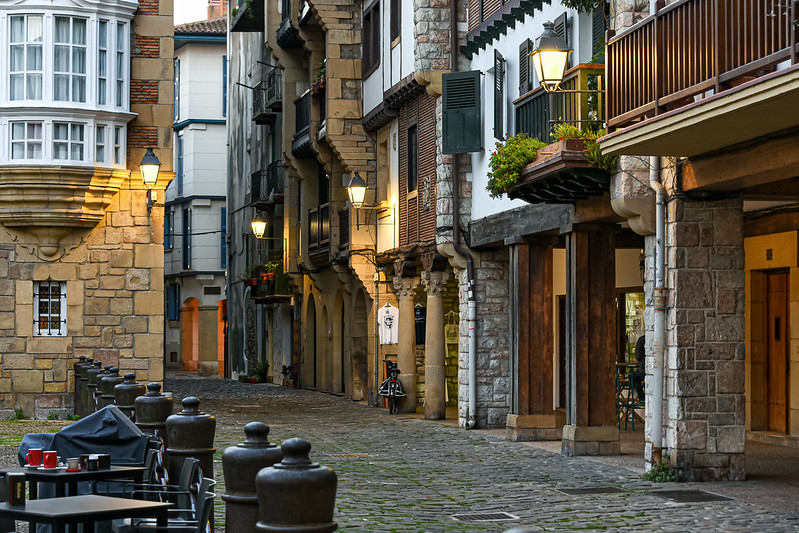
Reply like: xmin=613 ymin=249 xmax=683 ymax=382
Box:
xmin=422 ymin=270 xmax=449 ymax=420
xmin=197 ymin=305 xmax=220 ymax=376
xmin=664 ymin=197 xmax=745 ymax=481
xmin=393 ymin=276 xmax=419 ymax=413
xmin=562 ymin=227 xmax=619 ymax=456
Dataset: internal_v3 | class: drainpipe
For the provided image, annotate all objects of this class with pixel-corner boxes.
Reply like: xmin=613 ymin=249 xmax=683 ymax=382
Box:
xmin=649 ymin=156 xmax=665 ymax=461
xmin=449 ymin=0 xmax=478 ymax=430
xmin=647 ymin=0 xmax=665 ymax=463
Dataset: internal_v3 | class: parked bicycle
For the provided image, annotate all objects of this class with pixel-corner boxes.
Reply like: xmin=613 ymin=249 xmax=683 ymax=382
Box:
xmin=378 ymin=361 xmax=406 ymax=414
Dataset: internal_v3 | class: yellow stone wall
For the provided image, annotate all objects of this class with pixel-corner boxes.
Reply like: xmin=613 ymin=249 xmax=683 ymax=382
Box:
xmin=0 ymin=3 xmax=174 ymax=419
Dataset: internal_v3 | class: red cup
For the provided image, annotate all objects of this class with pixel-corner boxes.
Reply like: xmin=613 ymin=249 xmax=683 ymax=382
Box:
xmin=43 ymin=450 xmax=58 ymax=469
xmin=25 ymin=448 xmax=42 ymax=466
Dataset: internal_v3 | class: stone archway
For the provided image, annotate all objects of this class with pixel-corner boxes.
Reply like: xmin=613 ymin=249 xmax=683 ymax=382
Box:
xmin=304 ymin=296 xmax=317 ymax=389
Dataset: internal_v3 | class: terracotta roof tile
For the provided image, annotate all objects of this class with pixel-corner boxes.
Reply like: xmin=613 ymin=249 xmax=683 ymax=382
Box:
xmin=174 ymin=16 xmax=227 ymax=36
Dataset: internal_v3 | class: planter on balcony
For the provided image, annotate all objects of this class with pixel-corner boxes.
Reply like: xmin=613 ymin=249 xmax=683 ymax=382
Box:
xmin=230 ymin=0 xmax=264 ymax=32
xmin=312 ymin=74 xmax=326 ymax=94
xmin=508 ymin=138 xmax=611 ymax=204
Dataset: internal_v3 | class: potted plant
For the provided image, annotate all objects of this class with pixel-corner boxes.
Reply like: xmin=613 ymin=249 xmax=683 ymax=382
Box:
xmin=486 ymin=133 xmax=547 ymax=198
xmin=281 ymin=365 xmax=293 ymax=387
xmin=249 ymin=360 xmax=269 ymax=383
xmin=312 ymin=60 xmax=326 ymax=93
xmin=551 ymin=123 xmax=618 ymax=172
xmin=241 ymin=264 xmax=263 ymax=286
xmin=264 ymin=261 xmax=281 ymax=281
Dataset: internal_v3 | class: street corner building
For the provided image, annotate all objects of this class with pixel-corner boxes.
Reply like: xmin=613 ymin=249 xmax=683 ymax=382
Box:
xmin=0 ymin=0 xmax=174 ymax=418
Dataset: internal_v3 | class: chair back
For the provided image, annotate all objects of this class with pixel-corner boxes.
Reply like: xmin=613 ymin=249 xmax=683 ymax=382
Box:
xmin=196 ymin=491 xmax=217 ymax=533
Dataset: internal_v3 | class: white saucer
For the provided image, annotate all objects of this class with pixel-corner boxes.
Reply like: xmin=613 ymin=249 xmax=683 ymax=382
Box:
xmin=24 ymin=464 xmax=40 ymax=469
xmin=37 ymin=466 xmax=62 ymax=471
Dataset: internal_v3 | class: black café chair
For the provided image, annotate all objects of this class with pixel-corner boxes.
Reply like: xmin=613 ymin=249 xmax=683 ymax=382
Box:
xmin=112 ymin=478 xmax=216 ymax=533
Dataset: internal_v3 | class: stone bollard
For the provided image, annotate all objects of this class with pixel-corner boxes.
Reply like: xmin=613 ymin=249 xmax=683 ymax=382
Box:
xmin=115 ymin=373 xmax=146 ymax=421
xmin=73 ymin=356 xmax=89 ymax=417
xmin=99 ymin=367 xmax=124 ymax=408
xmin=135 ymin=382 xmax=174 ymax=448
xmin=94 ymin=365 xmax=113 ymax=411
xmin=85 ymin=361 xmax=104 ymax=414
xmin=166 ymin=397 xmax=216 ymax=482
xmin=255 ymin=438 xmax=338 ymax=533
xmin=78 ymin=357 xmax=94 ymax=417
xmin=222 ymin=422 xmax=283 ymax=533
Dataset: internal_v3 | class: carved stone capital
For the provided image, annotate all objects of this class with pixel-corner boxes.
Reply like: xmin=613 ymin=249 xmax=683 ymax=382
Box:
xmin=421 ymin=270 xmax=449 ymax=294
xmin=393 ymin=276 xmax=419 ymax=299
xmin=421 ymin=251 xmax=448 ymax=273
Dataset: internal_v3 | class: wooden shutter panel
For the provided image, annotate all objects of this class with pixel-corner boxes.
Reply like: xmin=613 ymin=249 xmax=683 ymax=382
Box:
xmin=553 ymin=13 xmax=570 ymax=69
xmin=442 ymin=70 xmax=482 ymax=154
xmin=519 ymin=39 xmax=532 ymax=95
xmin=592 ymin=7 xmax=607 ymax=62
xmin=493 ymin=49 xmax=505 ymax=141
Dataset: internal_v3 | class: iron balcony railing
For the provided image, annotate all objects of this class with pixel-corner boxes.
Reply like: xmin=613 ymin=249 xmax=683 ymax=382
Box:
xmin=249 ymin=161 xmax=284 ymax=205
xmin=308 ymin=202 xmax=330 ymax=253
xmin=252 ymin=68 xmax=282 ymax=123
xmin=606 ymin=0 xmax=799 ymax=131
xmin=514 ymin=65 xmax=605 ymax=141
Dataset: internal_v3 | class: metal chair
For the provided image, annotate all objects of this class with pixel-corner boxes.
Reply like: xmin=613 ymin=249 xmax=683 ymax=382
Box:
xmin=112 ymin=479 xmax=216 ymax=533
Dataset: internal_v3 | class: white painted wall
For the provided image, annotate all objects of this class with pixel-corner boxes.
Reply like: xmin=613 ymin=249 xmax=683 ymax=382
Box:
xmin=177 ymin=43 xmax=227 ymax=122
xmin=468 ymin=7 xmax=597 ymax=221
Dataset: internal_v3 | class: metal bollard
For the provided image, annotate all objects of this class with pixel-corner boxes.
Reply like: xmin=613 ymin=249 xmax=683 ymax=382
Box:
xmin=166 ymin=397 xmax=216 ymax=481
xmin=72 ymin=356 xmax=89 ymax=417
xmin=84 ymin=361 xmax=104 ymax=414
xmin=222 ymin=422 xmax=283 ymax=533
xmin=115 ymin=373 xmax=146 ymax=421
xmin=99 ymin=367 xmax=124 ymax=408
xmin=94 ymin=365 xmax=113 ymax=411
xmin=135 ymin=382 xmax=174 ymax=448
xmin=255 ymin=438 xmax=338 ymax=533
xmin=79 ymin=357 xmax=94 ymax=417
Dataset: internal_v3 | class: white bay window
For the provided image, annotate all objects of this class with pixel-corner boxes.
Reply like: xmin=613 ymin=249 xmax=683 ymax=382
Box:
xmin=53 ymin=16 xmax=87 ymax=103
xmin=9 ymin=15 xmax=43 ymax=101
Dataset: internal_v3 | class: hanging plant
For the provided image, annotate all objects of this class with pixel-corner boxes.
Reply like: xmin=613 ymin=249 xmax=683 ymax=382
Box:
xmin=486 ymin=133 xmax=548 ymax=198
xmin=561 ymin=0 xmax=603 ymax=14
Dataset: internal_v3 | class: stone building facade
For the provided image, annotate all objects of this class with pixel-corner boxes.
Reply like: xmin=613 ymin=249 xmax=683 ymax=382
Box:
xmin=0 ymin=0 xmax=174 ymax=418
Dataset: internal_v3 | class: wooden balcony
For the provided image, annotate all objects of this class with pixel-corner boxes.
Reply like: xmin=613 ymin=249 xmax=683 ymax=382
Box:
xmin=248 ymin=162 xmax=284 ymax=207
xmin=515 ymin=64 xmax=605 ymax=140
xmin=508 ymin=139 xmax=610 ymax=204
xmin=291 ymin=91 xmax=313 ymax=158
xmin=252 ymin=68 xmax=282 ymax=125
xmin=307 ymin=202 xmax=330 ymax=262
xmin=603 ymin=0 xmax=799 ymax=157
xmin=511 ymin=65 xmax=609 ymax=204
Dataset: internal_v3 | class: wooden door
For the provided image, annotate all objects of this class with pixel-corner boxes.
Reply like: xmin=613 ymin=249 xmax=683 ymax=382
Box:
xmin=765 ymin=271 xmax=789 ymax=434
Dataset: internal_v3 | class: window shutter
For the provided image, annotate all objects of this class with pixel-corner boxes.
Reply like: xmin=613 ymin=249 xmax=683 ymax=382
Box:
xmin=553 ymin=13 xmax=570 ymax=69
xmin=519 ymin=39 xmax=532 ymax=95
xmin=442 ymin=70 xmax=482 ymax=154
xmin=493 ymin=49 xmax=505 ymax=141
xmin=592 ymin=7 xmax=607 ymax=63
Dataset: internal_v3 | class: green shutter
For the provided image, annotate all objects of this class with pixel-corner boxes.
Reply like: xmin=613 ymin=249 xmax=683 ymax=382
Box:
xmin=493 ymin=50 xmax=505 ymax=141
xmin=519 ymin=39 xmax=532 ymax=95
xmin=442 ymin=70 xmax=482 ymax=154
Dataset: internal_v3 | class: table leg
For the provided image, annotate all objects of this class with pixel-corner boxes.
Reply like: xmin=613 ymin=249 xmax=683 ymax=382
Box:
xmin=29 ymin=480 xmax=38 ymax=500
xmin=156 ymin=507 xmax=167 ymax=528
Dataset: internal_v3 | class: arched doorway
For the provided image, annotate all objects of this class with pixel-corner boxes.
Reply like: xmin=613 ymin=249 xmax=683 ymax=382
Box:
xmin=320 ymin=304 xmax=330 ymax=392
xmin=181 ymin=298 xmax=200 ymax=371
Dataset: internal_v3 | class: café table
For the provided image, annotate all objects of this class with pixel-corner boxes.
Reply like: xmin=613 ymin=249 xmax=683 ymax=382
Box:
xmin=0 ymin=494 xmax=170 ymax=533
xmin=7 ymin=465 xmax=149 ymax=499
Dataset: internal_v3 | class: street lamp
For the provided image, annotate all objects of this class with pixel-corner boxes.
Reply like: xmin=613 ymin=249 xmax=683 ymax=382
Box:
xmin=530 ymin=21 xmax=573 ymax=93
xmin=251 ymin=214 xmax=267 ymax=239
xmin=346 ymin=171 xmax=367 ymax=209
xmin=140 ymin=147 xmax=161 ymax=213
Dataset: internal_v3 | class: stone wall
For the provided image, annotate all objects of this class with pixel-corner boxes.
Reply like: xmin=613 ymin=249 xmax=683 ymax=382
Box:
xmin=665 ymin=197 xmax=746 ymax=481
xmin=456 ymin=250 xmax=511 ymax=428
xmin=0 ymin=1 xmax=173 ymax=419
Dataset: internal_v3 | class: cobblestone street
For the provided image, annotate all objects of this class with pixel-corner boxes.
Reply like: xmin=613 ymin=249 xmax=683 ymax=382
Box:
xmin=165 ymin=375 xmax=799 ymax=533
